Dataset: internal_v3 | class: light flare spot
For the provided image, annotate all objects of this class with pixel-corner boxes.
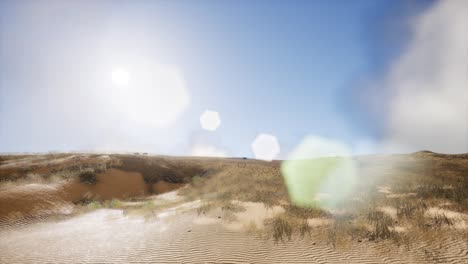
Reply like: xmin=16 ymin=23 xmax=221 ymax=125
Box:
xmin=251 ymin=134 xmax=280 ymax=161
xmin=200 ymin=110 xmax=221 ymax=131
xmin=111 ymin=68 xmax=131 ymax=86
xmin=111 ymin=64 xmax=190 ymax=128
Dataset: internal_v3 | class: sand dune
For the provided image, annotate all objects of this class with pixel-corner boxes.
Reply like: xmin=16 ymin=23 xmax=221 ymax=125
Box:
xmin=1 ymin=207 xmax=466 ymax=264
xmin=0 ymin=152 xmax=467 ymax=263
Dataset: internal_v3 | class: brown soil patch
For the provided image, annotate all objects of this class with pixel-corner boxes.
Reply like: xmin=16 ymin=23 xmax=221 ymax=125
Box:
xmin=0 ymin=169 xmax=148 ymax=221
xmin=60 ymin=169 xmax=148 ymax=202
xmin=90 ymin=169 xmax=148 ymax=200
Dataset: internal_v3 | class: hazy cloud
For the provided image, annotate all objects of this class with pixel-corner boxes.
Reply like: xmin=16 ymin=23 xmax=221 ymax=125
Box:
xmin=383 ymin=0 xmax=468 ymax=153
xmin=191 ymin=143 xmax=227 ymax=157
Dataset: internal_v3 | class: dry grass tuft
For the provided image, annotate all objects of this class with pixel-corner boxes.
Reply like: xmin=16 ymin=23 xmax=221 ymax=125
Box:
xmin=285 ymin=204 xmax=330 ymax=219
xmin=298 ymin=218 xmax=312 ymax=237
xmin=367 ymin=211 xmax=397 ymax=240
xmin=269 ymin=216 xmax=293 ymax=242
xmin=396 ymin=200 xmax=428 ymax=219
xmin=431 ymin=213 xmax=454 ymax=228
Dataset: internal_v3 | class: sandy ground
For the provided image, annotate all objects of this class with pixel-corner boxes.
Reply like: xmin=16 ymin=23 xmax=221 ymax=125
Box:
xmin=1 ymin=204 xmax=467 ymax=264
xmin=1 ymin=153 xmax=467 ymax=263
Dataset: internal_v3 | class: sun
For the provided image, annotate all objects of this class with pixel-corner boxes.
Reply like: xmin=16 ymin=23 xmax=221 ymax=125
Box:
xmin=107 ymin=64 xmax=190 ymax=128
xmin=111 ymin=68 xmax=131 ymax=86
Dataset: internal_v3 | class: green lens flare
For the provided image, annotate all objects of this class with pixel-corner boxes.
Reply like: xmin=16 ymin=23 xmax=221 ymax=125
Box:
xmin=280 ymin=136 xmax=357 ymax=208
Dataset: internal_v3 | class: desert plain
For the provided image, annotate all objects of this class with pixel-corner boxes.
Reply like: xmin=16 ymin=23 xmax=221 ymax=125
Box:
xmin=0 ymin=151 xmax=467 ymax=263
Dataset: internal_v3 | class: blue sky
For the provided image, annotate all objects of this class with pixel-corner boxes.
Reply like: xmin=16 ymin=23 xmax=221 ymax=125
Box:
xmin=3 ymin=0 xmax=466 ymax=157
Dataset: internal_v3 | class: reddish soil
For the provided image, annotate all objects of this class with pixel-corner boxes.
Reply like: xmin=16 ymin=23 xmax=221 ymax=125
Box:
xmin=0 ymin=169 xmax=148 ymax=221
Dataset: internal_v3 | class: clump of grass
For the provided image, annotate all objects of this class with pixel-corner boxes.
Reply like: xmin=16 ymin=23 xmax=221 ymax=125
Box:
xmin=431 ymin=213 xmax=454 ymax=228
xmin=121 ymin=200 xmax=164 ymax=218
xmin=87 ymin=201 xmax=102 ymax=209
xmin=270 ymin=216 xmax=293 ymax=242
xmin=285 ymin=204 xmax=330 ymax=219
xmin=142 ymin=201 xmax=156 ymax=210
xmin=396 ymin=200 xmax=427 ymax=218
xmin=105 ymin=199 xmax=122 ymax=209
xmin=326 ymin=214 xmax=367 ymax=248
xmin=299 ymin=218 xmax=311 ymax=237
xmin=94 ymin=163 xmax=107 ymax=174
xmin=191 ymin=175 xmax=203 ymax=187
xmin=367 ymin=211 xmax=397 ymax=241
xmin=83 ymin=198 xmax=123 ymax=210
xmin=327 ymin=222 xmax=339 ymax=248
xmin=197 ymin=202 xmax=214 ymax=215
xmin=78 ymin=169 xmax=97 ymax=184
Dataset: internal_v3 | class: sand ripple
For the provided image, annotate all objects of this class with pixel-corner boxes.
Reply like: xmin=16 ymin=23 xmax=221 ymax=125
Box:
xmin=1 ymin=209 xmax=467 ymax=263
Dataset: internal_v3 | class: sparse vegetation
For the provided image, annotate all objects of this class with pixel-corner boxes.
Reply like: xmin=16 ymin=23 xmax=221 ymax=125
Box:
xmin=106 ymin=199 xmax=123 ymax=209
xmin=115 ymin=155 xmax=207 ymax=185
xmin=298 ymin=218 xmax=311 ymax=237
xmin=83 ymin=199 xmax=123 ymax=210
xmin=179 ymin=151 xmax=468 ymax=246
xmin=197 ymin=202 xmax=214 ymax=215
xmin=179 ymin=160 xmax=287 ymax=207
xmin=284 ymin=204 xmax=330 ymax=219
xmin=78 ymin=169 xmax=97 ymax=184
xmin=367 ymin=211 xmax=397 ymax=240
xmin=431 ymin=213 xmax=454 ymax=228
xmin=87 ymin=201 xmax=102 ymax=209
xmin=395 ymin=200 xmax=427 ymax=219
xmin=269 ymin=216 xmax=293 ymax=242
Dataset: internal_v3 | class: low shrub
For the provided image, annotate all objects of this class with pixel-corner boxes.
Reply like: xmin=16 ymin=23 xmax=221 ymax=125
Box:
xmin=78 ymin=169 xmax=97 ymax=184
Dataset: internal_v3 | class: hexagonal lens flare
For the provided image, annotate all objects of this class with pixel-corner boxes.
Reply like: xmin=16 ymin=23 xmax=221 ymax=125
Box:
xmin=200 ymin=110 xmax=221 ymax=131
xmin=251 ymin=133 xmax=280 ymax=161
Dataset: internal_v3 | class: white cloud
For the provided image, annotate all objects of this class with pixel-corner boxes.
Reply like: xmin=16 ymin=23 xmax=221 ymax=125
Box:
xmin=383 ymin=0 xmax=468 ymax=153
xmin=191 ymin=143 xmax=227 ymax=157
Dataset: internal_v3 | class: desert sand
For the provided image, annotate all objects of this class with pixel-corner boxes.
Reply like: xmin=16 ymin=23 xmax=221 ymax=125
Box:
xmin=0 ymin=152 xmax=467 ymax=263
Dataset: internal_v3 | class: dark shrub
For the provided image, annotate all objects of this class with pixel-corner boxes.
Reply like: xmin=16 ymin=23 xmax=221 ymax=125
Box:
xmin=79 ymin=170 xmax=97 ymax=184
xmin=115 ymin=155 xmax=207 ymax=184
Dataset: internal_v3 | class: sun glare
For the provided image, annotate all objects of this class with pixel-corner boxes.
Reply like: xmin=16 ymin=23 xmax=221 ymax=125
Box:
xmin=108 ymin=64 xmax=190 ymax=128
xmin=111 ymin=68 xmax=131 ymax=86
